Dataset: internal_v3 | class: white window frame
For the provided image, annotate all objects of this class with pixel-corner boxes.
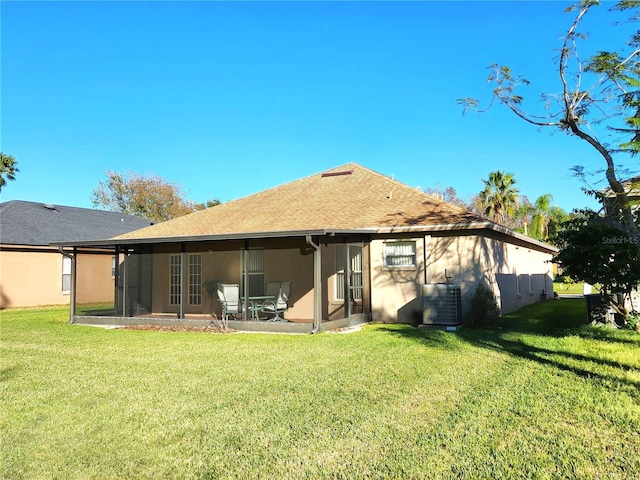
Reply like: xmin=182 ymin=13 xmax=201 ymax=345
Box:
xmin=169 ymin=254 xmax=182 ymax=306
xmin=188 ymin=254 xmax=202 ymax=306
xmin=383 ymin=241 xmax=417 ymax=268
xmin=62 ymin=256 xmax=71 ymax=294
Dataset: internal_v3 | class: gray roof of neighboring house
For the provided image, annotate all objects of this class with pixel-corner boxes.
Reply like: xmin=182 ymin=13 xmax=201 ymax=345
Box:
xmin=0 ymin=200 xmax=152 ymax=246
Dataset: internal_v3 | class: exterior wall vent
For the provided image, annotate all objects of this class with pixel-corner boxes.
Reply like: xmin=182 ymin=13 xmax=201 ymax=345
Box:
xmin=321 ymin=170 xmax=353 ymax=178
xmin=422 ymin=284 xmax=462 ymax=326
xmin=43 ymin=204 xmax=58 ymax=212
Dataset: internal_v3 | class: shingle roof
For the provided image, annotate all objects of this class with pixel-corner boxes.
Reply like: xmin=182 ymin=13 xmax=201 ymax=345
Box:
xmin=115 ymin=163 xmax=485 ymax=241
xmin=0 ymin=200 xmax=153 ymax=246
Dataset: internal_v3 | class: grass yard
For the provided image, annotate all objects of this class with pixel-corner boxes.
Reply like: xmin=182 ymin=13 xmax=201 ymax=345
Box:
xmin=553 ymin=282 xmax=600 ymax=295
xmin=1 ymin=301 xmax=639 ymax=479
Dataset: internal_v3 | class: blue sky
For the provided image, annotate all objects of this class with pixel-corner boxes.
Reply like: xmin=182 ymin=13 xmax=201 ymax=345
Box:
xmin=1 ymin=0 xmax=635 ymax=213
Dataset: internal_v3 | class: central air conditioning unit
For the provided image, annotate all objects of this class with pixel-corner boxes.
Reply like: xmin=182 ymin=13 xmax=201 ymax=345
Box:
xmin=422 ymin=283 xmax=462 ymax=326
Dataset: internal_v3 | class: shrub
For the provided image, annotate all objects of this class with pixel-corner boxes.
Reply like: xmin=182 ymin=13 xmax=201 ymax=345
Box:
xmin=465 ymin=282 xmax=500 ymax=327
xmin=625 ymin=312 xmax=639 ymax=332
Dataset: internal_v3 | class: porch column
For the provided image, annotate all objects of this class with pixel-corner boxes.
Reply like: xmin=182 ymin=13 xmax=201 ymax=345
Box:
xmin=179 ymin=243 xmax=186 ymax=319
xmin=71 ymin=247 xmax=77 ymax=320
xmin=122 ymin=249 xmax=128 ymax=317
xmin=343 ymin=239 xmax=350 ymax=320
xmin=313 ymin=239 xmax=322 ymax=332
xmin=67 ymin=247 xmax=77 ymax=324
xmin=243 ymin=242 xmax=250 ymax=321
xmin=114 ymin=246 xmax=120 ymax=316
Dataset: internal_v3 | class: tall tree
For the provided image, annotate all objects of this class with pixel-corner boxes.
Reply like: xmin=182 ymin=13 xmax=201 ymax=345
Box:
xmin=530 ymin=194 xmax=554 ymax=240
xmin=459 ymin=0 xmax=640 ymax=243
xmin=0 ymin=152 xmax=19 ymax=192
xmin=547 ymin=205 xmax=571 ymax=239
xmin=91 ymin=171 xmax=217 ymax=223
xmin=478 ymin=171 xmax=519 ymax=224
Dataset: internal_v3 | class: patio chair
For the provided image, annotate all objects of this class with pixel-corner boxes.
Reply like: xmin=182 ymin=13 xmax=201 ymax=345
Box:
xmin=262 ymin=281 xmax=291 ymax=322
xmin=217 ymin=283 xmax=241 ymax=321
xmin=265 ymin=281 xmax=281 ymax=299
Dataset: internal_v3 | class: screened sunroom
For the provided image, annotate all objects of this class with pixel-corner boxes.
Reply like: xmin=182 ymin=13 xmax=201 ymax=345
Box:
xmin=61 ymin=233 xmax=372 ymax=333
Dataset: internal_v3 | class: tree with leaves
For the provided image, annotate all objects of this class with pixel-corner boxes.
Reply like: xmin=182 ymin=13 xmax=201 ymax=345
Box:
xmin=0 ymin=152 xmax=19 ymax=192
xmin=478 ymin=171 xmax=519 ymax=224
xmin=91 ymin=171 xmax=219 ymax=223
xmin=554 ymin=208 xmax=640 ymax=325
xmin=529 ymin=194 xmax=554 ymax=240
xmin=459 ymin=0 xmax=640 ymax=243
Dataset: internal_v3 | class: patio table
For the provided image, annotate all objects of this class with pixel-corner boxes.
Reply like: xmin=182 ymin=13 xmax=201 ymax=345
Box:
xmin=244 ymin=295 xmax=276 ymax=321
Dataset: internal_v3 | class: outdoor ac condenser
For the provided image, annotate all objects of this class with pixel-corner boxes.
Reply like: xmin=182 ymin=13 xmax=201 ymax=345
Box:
xmin=422 ymin=284 xmax=462 ymax=326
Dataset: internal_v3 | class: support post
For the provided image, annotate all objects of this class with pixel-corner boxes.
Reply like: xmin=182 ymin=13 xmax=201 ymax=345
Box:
xmin=306 ymin=235 xmax=322 ymax=333
xmin=243 ymin=241 xmax=250 ymax=321
xmin=70 ymin=247 xmax=77 ymax=321
xmin=180 ymin=244 xmax=186 ymax=319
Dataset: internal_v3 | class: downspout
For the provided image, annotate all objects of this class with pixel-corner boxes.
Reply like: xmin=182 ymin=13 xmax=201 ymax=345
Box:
xmin=306 ymin=235 xmax=322 ymax=334
xmin=59 ymin=247 xmax=76 ymax=324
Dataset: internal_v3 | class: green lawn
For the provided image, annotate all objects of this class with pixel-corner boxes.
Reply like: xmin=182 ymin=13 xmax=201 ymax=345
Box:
xmin=553 ymin=282 xmax=600 ymax=295
xmin=2 ymin=301 xmax=639 ymax=479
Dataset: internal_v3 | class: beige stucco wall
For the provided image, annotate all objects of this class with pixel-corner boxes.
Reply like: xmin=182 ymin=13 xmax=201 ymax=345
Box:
xmin=369 ymin=232 xmax=554 ymax=324
xmin=263 ymin=246 xmax=314 ymax=321
xmin=76 ymin=254 xmax=117 ymax=304
xmin=1 ymin=249 xmax=115 ymax=308
xmin=370 ymin=236 xmax=426 ymax=324
xmin=427 ymin=232 xmax=553 ymax=316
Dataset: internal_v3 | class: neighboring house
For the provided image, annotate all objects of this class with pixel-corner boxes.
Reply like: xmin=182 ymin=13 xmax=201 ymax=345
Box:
xmin=56 ymin=164 xmax=557 ymax=333
xmin=0 ymin=201 xmax=152 ymax=308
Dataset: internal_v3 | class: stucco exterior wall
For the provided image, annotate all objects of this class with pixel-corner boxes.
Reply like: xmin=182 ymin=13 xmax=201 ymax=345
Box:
xmin=1 ymin=249 xmax=115 ymax=308
xmin=369 ymin=232 xmax=554 ymax=324
xmin=76 ymin=254 xmax=116 ymax=304
xmin=428 ymin=232 xmax=553 ymax=316
xmin=370 ymin=236 xmax=426 ymax=324
xmin=263 ymin=246 xmax=314 ymax=321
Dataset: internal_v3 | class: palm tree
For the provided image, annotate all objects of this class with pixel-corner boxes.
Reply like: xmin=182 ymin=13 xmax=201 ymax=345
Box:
xmin=479 ymin=171 xmax=519 ymax=224
xmin=0 ymin=152 xmax=19 ymax=192
xmin=529 ymin=193 xmax=553 ymax=240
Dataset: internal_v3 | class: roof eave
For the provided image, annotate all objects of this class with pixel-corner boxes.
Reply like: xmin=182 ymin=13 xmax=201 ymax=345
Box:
xmin=52 ymin=223 xmax=557 ymax=254
xmin=50 ymin=228 xmax=380 ymax=248
xmin=375 ymin=222 xmax=559 ymax=252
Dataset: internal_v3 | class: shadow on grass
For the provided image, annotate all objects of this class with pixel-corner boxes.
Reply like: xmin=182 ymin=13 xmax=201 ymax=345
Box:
xmin=378 ymin=298 xmax=640 ymax=390
xmin=469 ymin=336 xmax=640 ymax=387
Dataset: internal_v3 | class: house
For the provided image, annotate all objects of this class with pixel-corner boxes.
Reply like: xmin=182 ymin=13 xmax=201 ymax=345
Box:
xmin=0 ymin=201 xmax=152 ymax=308
xmin=55 ymin=164 xmax=556 ymax=332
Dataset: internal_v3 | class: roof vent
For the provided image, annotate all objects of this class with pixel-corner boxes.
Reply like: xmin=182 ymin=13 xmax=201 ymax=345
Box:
xmin=43 ymin=204 xmax=58 ymax=212
xmin=321 ymin=170 xmax=353 ymax=178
